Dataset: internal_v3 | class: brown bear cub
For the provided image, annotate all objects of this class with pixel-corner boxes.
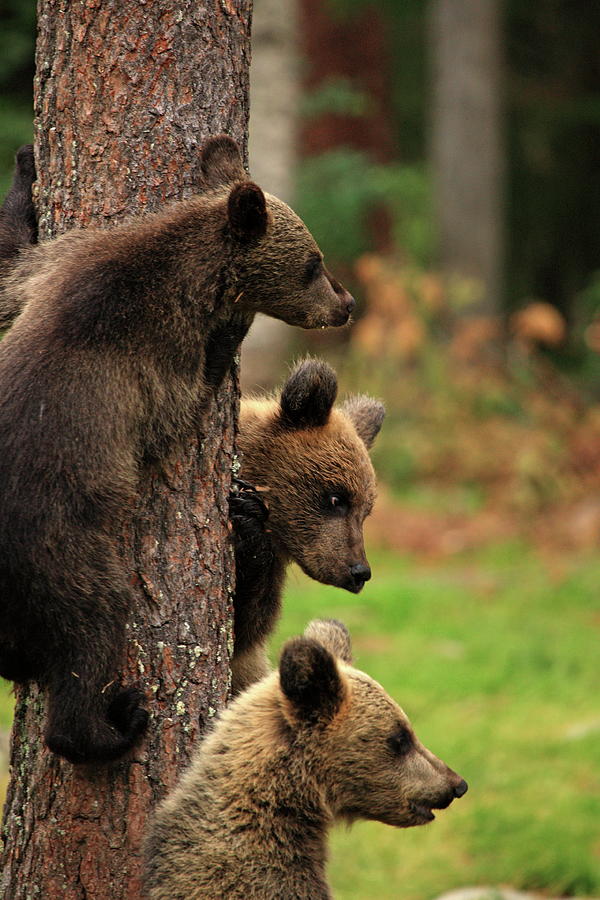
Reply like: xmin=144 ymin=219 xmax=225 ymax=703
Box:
xmin=144 ymin=619 xmax=468 ymax=900
xmin=231 ymin=358 xmax=384 ymax=692
xmin=0 ymin=141 xmax=354 ymax=764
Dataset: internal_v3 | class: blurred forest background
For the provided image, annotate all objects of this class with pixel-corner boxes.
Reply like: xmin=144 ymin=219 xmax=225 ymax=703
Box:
xmin=0 ymin=1 xmax=599 ymax=899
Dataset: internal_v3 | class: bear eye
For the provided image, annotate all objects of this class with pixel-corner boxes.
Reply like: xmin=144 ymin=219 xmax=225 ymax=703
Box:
xmin=304 ymin=254 xmax=323 ymax=284
xmin=388 ymin=727 xmax=413 ymax=757
xmin=323 ymin=491 xmax=349 ymax=516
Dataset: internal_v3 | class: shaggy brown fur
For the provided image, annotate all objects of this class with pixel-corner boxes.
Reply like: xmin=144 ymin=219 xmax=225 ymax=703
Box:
xmin=231 ymin=358 xmax=384 ymax=692
xmin=0 ymin=138 xmax=354 ymax=764
xmin=144 ymin=619 xmax=468 ymax=900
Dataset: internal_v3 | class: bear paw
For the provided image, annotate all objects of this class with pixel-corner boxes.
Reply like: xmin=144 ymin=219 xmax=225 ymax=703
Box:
xmin=106 ymin=685 xmax=150 ymax=740
xmin=0 ymin=642 xmax=38 ymax=683
xmin=229 ymin=478 xmax=269 ymax=527
xmin=14 ymin=145 xmax=36 ymax=183
xmin=46 ymin=685 xmax=149 ymax=765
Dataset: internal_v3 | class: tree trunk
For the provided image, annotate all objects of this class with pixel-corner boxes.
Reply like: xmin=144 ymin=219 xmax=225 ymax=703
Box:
xmin=429 ymin=0 xmax=503 ymax=316
xmin=241 ymin=0 xmax=299 ymax=391
xmin=1 ymin=2 xmax=252 ymax=898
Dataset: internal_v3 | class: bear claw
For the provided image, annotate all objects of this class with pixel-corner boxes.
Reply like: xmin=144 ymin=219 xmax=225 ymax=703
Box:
xmin=229 ymin=478 xmax=269 ymax=524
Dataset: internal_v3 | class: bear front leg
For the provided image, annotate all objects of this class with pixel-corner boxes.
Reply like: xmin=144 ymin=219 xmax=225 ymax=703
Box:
xmin=0 ymin=145 xmax=38 ymax=262
xmin=45 ymin=678 xmax=149 ymax=765
xmin=43 ymin=608 xmax=149 ymax=764
xmin=230 ymin=479 xmax=286 ymax=692
xmin=203 ymin=309 xmax=253 ymax=390
xmin=0 ymin=144 xmax=38 ymax=329
xmin=0 ymin=641 xmax=40 ymax=683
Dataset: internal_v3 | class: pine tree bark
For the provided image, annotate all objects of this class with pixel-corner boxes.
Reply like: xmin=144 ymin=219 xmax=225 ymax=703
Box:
xmin=1 ymin=2 xmax=252 ymax=898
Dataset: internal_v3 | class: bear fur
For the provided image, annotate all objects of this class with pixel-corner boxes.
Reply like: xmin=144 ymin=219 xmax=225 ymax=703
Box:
xmin=144 ymin=619 xmax=468 ymax=900
xmin=231 ymin=358 xmax=384 ymax=693
xmin=0 ymin=140 xmax=354 ymax=764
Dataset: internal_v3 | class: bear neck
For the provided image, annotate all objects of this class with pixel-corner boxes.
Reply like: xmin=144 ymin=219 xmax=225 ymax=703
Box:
xmin=187 ymin=691 xmax=334 ymax=897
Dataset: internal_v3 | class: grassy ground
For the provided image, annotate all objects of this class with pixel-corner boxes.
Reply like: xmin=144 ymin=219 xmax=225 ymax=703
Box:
xmin=0 ymin=543 xmax=597 ymax=899
xmin=271 ymin=545 xmax=600 ymax=900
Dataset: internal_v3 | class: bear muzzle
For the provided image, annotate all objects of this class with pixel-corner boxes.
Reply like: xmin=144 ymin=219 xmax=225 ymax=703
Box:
xmin=327 ymin=291 xmax=355 ymax=327
xmin=410 ymin=776 xmax=468 ymax=824
xmin=329 ymin=562 xmax=371 ymax=593
xmin=349 ymin=563 xmax=371 ymax=592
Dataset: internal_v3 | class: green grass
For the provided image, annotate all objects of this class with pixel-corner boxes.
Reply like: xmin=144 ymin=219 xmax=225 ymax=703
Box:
xmin=270 ymin=545 xmax=600 ymax=900
xmin=0 ymin=544 xmax=597 ymax=899
xmin=0 ymin=681 xmax=14 ymax=732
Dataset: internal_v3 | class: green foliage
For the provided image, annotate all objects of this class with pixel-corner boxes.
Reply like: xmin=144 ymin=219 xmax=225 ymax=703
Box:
xmin=0 ymin=100 xmax=34 ymax=196
xmin=296 ymin=150 xmax=379 ymax=263
xmin=371 ymin=163 xmax=433 ymax=267
xmin=301 ymin=77 xmax=371 ymax=119
xmin=554 ymin=271 xmax=600 ymax=392
xmin=296 ymin=149 xmax=432 ymax=267
xmin=0 ymin=3 xmax=35 ymax=196
xmin=273 ymin=546 xmax=600 ymax=900
xmin=577 ymin=271 xmax=600 ymax=321
xmin=324 ymin=0 xmax=425 ymax=25
xmin=0 ymin=1 xmax=35 ymax=94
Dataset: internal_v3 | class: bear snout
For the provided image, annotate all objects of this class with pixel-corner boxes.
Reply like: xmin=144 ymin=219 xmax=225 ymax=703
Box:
xmin=328 ymin=301 xmax=354 ymax=327
xmin=349 ymin=563 xmax=371 ymax=591
xmin=323 ymin=284 xmax=355 ymax=327
xmin=337 ymin=291 xmax=355 ymax=322
xmin=432 ymin=777 xmax=468 ymax=810
xmin=336 ymin=563 xmax=371 ymax=593
xmin=453 ymin=777 xmax=468 ymax=798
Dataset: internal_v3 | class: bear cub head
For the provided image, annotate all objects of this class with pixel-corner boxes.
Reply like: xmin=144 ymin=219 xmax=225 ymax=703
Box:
xmin=238 ymin=359 xmax=385 ymax=593
xmin=201 ymin=136 xmax=354 ymax=328
xmin=281 ymin=620 xmax=468 ymax=827
xmin=144 ymin=620 xmax=467 ymax=900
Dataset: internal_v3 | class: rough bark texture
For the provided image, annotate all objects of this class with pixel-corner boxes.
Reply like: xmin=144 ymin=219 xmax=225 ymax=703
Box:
xmin=429 ymin=0 xmax=504 ymax=316
xmin=1 ymin=1 xmax=252 ymax=898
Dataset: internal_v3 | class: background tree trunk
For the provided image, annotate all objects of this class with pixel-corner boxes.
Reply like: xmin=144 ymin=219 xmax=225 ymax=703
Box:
xmin=298 ymin=0 xmax=394 ymax=163
xmin=429 ymin=0 xmax=503 ymax=316
xmin=1 ymin=2 xmax=252 ymax=898
xmin=241 ymin=0 xmax=298 ymax=392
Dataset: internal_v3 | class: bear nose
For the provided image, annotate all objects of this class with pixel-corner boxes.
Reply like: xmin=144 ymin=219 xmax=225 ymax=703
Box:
xmin=345 ymin=294 xmax=356 ymax=315
xmin=350 ymin=563 xmax=371 ymax=588
xmin=453 ymin=779 xmax=468 ymax=798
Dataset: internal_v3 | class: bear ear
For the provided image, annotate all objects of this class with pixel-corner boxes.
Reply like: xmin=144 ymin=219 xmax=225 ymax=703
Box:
xmin=279 ymin=359 xmax=338 ymax=430
xmin=200 ymin=135 xmax=246 ymax=188
xmin=303 ymin=619 xmax=353 ymax=664
xmin=227 ymin=182 xmax=268 ymax=242
xmin=341 ymin=396 xmax=385 ymax=449
xmin=279 ymin=637 xmax=345 ymax=725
